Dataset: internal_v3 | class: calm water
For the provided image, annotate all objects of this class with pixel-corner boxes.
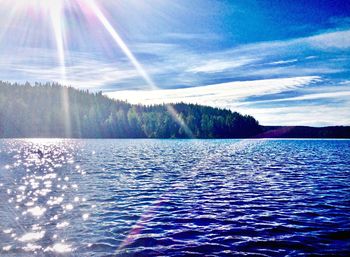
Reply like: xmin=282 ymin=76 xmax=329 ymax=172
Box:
xmin=0 ymin=139 xmax=349 ymax=257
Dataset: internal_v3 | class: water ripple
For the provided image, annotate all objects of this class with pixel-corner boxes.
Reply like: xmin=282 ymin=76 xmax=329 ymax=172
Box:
xmin=0 ymin=139 xmax=350 ymax=256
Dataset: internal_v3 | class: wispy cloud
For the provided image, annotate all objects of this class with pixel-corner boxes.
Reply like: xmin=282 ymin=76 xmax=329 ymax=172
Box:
xmin=0 ymin=48 xmax=142 ymax=89
xmin=106 ymin=73 xmax=350 ymax=126
xmin=1 ymin=28 xmax=349 ymax=90
xmin=106 ymin=76 xmax=320 ymax=106
xmin=128 ymin=28 xmax=350 ymax=89
xmin=162 ymin=32 xmax=221 ymax=41
xmin=244 ymin=105 xmax=350 ymax=127
xmin=305 ymin=30 xmax=350 ymax=50
xmin=268 ymin=59 xmax=298 ymax=65
xmin=254 ymin=91 xmax=350 ymax=103
xmin=187 ymin=58 xmax=257 ymax=73
xmin=0 ymin=11 xmax=349 ymax=126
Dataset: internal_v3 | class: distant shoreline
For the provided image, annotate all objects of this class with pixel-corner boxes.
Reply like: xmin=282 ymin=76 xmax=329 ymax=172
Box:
xmin=1 ymin=125 xmax=349 ymax=140
xmin=257 ymin=126 xmax=350 ymax=139
xmin=1 ymin=82 xmax=349 ymax=139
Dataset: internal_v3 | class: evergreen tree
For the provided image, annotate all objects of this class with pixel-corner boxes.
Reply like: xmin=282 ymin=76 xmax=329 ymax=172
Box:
xmin=0 ymin=81 xmax=263 ymax=138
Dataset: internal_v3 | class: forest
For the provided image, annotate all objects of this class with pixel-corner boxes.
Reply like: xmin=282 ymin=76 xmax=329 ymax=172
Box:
xmin=0 ymin=81 xmax=262 ymax=138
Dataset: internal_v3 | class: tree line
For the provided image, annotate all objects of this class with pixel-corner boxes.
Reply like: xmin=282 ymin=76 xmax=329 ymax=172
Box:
xmin=0 ymin=81 xmax=262 ymax=138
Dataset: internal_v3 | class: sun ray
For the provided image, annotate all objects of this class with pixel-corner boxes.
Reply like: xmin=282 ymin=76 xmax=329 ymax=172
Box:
xmin=50 ymin=3 xmax=66 ymax=82
xmin=0 ymin=0 xmax=193 ymax=137
xmin=49 ymin=1 xmax=71 ymax=137
xmin=83 ymin=0 xmax=194 ymax=137
xmin=83 ymin=0 xmax=156 ymax=89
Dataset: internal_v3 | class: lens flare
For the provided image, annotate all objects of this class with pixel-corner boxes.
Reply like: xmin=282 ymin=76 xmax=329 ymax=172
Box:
xmin=49 ymin=1 xmax=72 ymax=137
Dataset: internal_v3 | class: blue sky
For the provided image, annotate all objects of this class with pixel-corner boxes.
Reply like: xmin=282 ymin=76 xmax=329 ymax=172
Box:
xmin=0 ymin=0 xmax=349 ymax=126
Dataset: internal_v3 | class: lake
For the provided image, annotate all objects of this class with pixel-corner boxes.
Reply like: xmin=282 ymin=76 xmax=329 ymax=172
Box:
xmin=0 ymin=139 xmax=349 ymax=256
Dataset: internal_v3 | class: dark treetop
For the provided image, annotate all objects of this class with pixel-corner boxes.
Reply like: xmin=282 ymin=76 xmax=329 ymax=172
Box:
xmin=0 ymin=81 xmax=349 ymax=138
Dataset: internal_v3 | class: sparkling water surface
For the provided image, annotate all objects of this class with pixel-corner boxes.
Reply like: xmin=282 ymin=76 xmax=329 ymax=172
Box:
xmin=0 ymin=139 xmax=349 ymax=256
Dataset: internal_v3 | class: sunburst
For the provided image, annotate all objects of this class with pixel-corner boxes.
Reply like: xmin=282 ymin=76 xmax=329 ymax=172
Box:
xmin=0 ymin=0 xmax=194 ymax=137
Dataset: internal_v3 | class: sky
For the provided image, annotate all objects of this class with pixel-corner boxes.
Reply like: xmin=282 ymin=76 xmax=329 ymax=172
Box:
xmin=0 ymin=0 xmax=349 ymax=126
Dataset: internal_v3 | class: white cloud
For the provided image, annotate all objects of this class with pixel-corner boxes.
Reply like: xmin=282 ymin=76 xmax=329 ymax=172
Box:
xmin=306 ymin=30 xmax=350 ymax=50
xmin=242 ymin=105 xmax=350 ymax=126
xmin=105 ymin=76 xmax=350 ymax=126
xmin=106 ymin=76 xmax=320 ymax=106
xmin=255 ymin=91 xmax=350 ymax=103
xmin=247 ymin=66 xmax=344 ymax=77
xmin=0 ymin=48 xmax=140 ymax=89
xmin=7 ymin=62 xmax=140 ymax=89
xmin=268 ymin=59 xmax=298 ymax=65
xmin=131 ymin=29 xmax=350 ymax=87
xmin=163 ymin=32 xmax=221 ymax=41
xmin=1 ymin=24 xmax=349 ymax=126
xmin=187 ymin=58 xmax=257 ymax=73
xmin=1 ymin=28 xmax=348 ymax=91
xmin=23 ymin=62 xmax=139 ymax=89
xmin=230 ymin=29 xmax=350 ymax=54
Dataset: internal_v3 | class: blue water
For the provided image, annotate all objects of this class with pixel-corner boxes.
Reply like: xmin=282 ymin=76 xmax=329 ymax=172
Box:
xmin=0 ymin=139 xmax=349 ymax=256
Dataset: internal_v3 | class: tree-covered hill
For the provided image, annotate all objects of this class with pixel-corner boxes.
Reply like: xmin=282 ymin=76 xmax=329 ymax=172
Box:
xmin=0 ymin=81 xmax=261 ymax=138
xmin=259 ymin=126 xmax=350 ymax=139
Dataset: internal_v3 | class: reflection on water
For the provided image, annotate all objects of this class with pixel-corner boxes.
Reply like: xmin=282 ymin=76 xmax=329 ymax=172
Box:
xmin=0 ymin=139 xmax=84 ymax=255
xmin=0 ymin=139 xmax=350 ymax=256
